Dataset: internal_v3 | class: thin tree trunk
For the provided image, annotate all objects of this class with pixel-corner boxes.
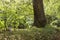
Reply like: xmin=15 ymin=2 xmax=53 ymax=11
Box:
xmin=33 ymin=0 xmax=47 ymax=27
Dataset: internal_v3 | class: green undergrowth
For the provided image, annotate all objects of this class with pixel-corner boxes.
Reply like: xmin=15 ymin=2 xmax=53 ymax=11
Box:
xmin=0 ymin=27 xmax=60 ymax=40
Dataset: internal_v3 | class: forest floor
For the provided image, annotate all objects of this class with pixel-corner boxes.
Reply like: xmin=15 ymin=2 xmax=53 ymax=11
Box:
xmin=0 ymin=27 xmax=60 ymax=40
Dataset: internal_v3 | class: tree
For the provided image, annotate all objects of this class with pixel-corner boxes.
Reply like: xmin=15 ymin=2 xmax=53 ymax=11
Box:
xmin=33 ymin=0 xmax=47 ymax=27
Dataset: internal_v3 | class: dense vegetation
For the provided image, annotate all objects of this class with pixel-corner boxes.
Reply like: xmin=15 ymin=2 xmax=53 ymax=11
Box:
xmin=0 ymin=0 xmax=60 ymax=29
xmin=0 ymin=0 xmax=60 ymax=40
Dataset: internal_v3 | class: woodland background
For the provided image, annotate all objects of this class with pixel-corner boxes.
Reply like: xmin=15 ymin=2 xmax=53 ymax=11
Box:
xmin=0 ymin=0 xmax=60 ymax=40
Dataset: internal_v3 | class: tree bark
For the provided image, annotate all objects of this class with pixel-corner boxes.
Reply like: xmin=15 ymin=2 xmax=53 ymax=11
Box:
xmin=33 ymin=0 xmax=47 ymax=27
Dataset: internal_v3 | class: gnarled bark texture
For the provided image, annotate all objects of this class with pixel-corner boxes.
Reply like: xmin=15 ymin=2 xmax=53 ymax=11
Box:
xmin=33 ymin=0 xmax=47 ymax=27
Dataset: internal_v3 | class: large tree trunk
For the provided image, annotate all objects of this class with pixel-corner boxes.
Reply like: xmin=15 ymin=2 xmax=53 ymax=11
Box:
xmin=33 ymin=0 xmax=47 ymax=27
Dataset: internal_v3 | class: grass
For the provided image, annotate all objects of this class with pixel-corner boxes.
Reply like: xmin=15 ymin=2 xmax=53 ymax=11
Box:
xmin=0 ymin=27 xmax=60 ymax=40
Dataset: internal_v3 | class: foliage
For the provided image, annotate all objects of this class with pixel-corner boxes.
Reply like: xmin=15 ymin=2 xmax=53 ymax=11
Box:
xmin=44 ymin=0 xmax=60 ymax=27
xmin=0 ymin=0 xmax=33 ymax=29
xmin=0 ymin=0 xmax=60 ymax=28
